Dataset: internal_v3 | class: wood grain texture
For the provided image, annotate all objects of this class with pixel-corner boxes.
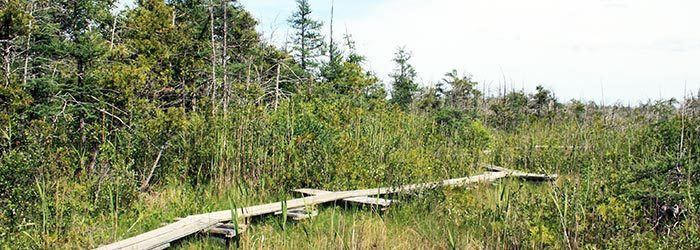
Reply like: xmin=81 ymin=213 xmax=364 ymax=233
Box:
xmin=97 ymin=170 xmax=512 ymax=249
xmin=485 ymin=165 xmax=558 ymax=181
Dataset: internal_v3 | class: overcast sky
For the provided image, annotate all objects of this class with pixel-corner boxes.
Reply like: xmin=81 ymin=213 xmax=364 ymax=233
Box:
xmin=119 ymin=0 xmax=700 ymax=104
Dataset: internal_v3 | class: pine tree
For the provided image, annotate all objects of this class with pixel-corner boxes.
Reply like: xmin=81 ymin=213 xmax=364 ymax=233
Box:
xmin=343 ymin=33 xmax=364 ymax=64
xmin=0 ymin=0 xmax=31 ymax=146
xmin=530 ymin=85 xmax=557 ymax=117
xmin=19 ymin=0 xmax=115 ymax=111
xmin=320 ymin=0 xmax=342 ymax=83
xmin=441 ymin=69 xmax=481 ymax=113
xmin=389 ymin=47 xmax=418 ymax=110
xmin=288 ymin=0 xmax=324 ymax=75
xmin=321 ymin=42 xmax=342 ymax=82
xmin=331 ymin=34 xmax=377 ymax=96
xmin=0 ymin=0 xmax=30 ymax=87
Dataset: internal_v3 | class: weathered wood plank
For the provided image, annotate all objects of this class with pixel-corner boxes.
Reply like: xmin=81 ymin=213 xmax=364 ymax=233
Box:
xmin=288 ymin=210 xmax=319 ymax=221
xmin=485 ymin=165 xmax=558 ymax=181
xmin=294 ymin=188 xmax=331 ymax=196
xmin=97 ymin=169 xmax=524 ymax=250
xmin=151 ymin=243 xmax=169 ymax=250
xmin=294 ymin=188 xmax=394 ymax=207
xmin=273 ymin=207 xmax=319 ymax=220
xmin=343 ymin=196 xmax=394 ymax=207
xmin=206 ymin=226 xmax=244 ymax=238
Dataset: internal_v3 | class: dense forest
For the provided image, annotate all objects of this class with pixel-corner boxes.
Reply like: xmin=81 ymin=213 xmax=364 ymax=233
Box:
xmin=1 ymin=0 xmax=699 ymax=248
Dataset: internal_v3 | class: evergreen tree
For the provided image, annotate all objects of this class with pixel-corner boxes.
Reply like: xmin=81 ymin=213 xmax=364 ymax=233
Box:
xmin=320 ymin=0 xmax=341 ymax=83
xmin=0 ymin=0 xmax=31 ymax=150
xmin=0 ymin=0 xmax=30 ymax=87
xmin=21 ymin=0 xmax=116 ymax=116
xmin=322 ymin=32 xmax=378 ymax=96
xmin=416 ymin=86 xmax=441 ymax=112
xmin=389 ymin=47 xmax=417 ymax=110
xmin=530 ymin=85 xmax=557 ymax=117
xmin=488 ymin=90 xmax=528 ymax=129
xmin=321 ymin=39 xmax=342 ymax=83
xmin=115 ymin=0 xmax=210 ymax=110
xmin=288 ymin=0 xmax=324 ymax=74
xmin=343 ymin=33 xmax=364 ymax=64
xmin=441 ymin=69 xmax=481 ymax=114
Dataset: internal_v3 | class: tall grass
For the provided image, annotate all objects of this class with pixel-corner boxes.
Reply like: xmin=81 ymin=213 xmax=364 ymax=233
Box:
xmin=1 ymin=96 xmax=698 ymax=249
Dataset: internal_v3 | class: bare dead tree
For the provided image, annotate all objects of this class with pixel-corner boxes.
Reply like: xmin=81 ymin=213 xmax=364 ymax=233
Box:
xmin=221 ymin=0 xmax=235 ymax=114
xmin=2 ymin=39 xmax=10 ymax=87
xmin=328 ymin=0 xmax=335 ymax=64
xmin=22 ymin=1 xmax=36 ymax=86
xmin=274 ymin=62 xmax=281 ymax=110
xmin=222 ymin=0 xmax=228 ymax=113
xmin=140 ymin=142 xmax=169 ymax=192
xmin=209 ymin=1 xmax=218 ymax=113
xmin=109 ymin=12 xmax=117 ymax=51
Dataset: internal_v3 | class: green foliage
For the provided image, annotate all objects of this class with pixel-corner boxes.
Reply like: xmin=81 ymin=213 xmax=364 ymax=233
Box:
xmin=530 ymin=85 xmax=559 ymax=118
xmin=488 ymin=91 xmax=529 ymax=129
xmin=0 ymin=0 xmax=30 ymax=33
xmin=439 ymin=69 xmax=482 ymax=114
xmin=288 ymin=0 xmax=325 ymax=73
xmin=321 ymin=40 xmax=343 ymax=83
xmin=416 ymin=87 xmax=442 ymax=112
xmin=1 ymin=0 xmax=699 ymax=249
xmin=389 ymin=47 xmax=418 ymax=110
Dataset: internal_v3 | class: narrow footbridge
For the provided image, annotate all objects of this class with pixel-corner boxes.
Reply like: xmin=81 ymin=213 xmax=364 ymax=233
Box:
xmin=97 ymin=166 xmax=556 ymax=249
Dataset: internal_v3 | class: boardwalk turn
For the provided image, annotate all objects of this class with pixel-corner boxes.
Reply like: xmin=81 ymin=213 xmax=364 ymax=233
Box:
xmin=97 ymin=167 xmax=555 ymax=249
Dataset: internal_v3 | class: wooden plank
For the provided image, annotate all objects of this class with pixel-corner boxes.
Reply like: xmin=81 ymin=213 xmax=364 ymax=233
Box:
xmin=206 ymin=226 xmax=244 ymax=238
xmin=97 ymin=169 xmax=530 ymax=250
xmin=288 ymin=210 xmax=319 ymax=221
xmin=485 ymin=165 xmax=558 ymax=181
xmin=294 ymin=188 xmax=331 ymax=196
xmin=151 ymin=243 xmax=169 ymax=250
xmin=215 ymin=223 xmax=247 ymax=231
xmin=294 ymin=188 xmax=394 ymax=207
xmin=343 ymin=196 xmax=393 ymax=207
xmin=274 ymin=207 xmax=304 ymax=215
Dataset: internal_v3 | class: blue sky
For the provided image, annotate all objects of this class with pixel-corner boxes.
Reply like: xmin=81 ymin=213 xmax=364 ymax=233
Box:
xmin=123 ymin=0 xmax=700 ymax=104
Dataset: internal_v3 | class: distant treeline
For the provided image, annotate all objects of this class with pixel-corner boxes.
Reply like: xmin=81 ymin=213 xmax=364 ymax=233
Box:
xmin=1 ymin=0 xmax=699 ymax=247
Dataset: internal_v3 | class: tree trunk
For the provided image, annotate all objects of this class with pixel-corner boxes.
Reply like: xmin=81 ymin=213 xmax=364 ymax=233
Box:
xmin=274 ymin=63 xmax=281 ymax=110
xmin=140 ymin=142 xmax=168 ymax=192
xmin=221 ymin=0 xmax=229 ymax=114
xmin=209 ymin=2 xmax=217 ymax=113
xmin=23 ymin=2 xmax=35 ymax=86
xmin=3 ymin=42 xmax=9 ymax=87
xmin=329 ymin=0 xmax=334 ymax=64
xmin=109 ymin=14 xmax=117 ymax=51
xmin=300 ymin=24 xmax=306 ymax=71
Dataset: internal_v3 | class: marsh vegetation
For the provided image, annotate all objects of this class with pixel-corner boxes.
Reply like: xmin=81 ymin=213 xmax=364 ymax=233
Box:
xmin=1 ymin=0 xmax=699 ymax=248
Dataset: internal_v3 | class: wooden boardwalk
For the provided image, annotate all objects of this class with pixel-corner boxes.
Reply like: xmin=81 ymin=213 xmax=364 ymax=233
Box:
xmin=97 ymin=167 xmax=555 ymax=250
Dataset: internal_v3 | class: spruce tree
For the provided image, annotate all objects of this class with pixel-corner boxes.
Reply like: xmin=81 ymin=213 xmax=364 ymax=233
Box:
xmin=0 ymin=0 xmax=30 ymax=87
xmin=441 ymin=69 xmax=481 ymax=113
xmin=321 ymin=39 xmax=342 ymax=84
xmin=389 ymin=47 xmax=418 ymax=110
xmin=288 ymin=0 xmax=324 ymax=74
xmin=320 ymin=0 xmax=342 ymax=83
xmin=343 ymin=33 xmax=364 ymax=64
xmin=332 ymin=34 xmax=377 ymax=96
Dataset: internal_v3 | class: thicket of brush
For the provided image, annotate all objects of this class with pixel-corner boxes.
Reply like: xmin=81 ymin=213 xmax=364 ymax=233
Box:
xmin=2 ymin=0 xmax=699 ymax=248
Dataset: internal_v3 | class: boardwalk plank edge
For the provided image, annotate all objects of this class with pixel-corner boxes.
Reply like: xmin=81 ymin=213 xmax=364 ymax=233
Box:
xmin=96 ymin=166 xmax=553 ymax=250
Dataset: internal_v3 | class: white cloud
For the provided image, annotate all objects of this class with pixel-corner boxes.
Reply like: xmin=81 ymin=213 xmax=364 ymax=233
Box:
xmin=245 ymin=0 xmax=700 ymax=102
